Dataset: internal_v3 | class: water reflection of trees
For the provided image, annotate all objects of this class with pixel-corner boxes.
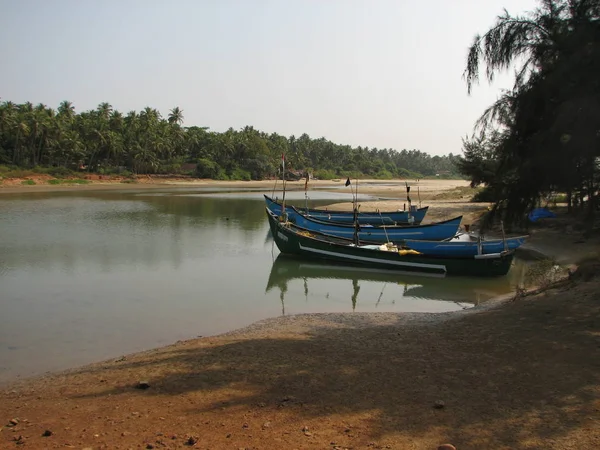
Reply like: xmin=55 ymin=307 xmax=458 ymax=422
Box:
xmin=0 ymin=192 xmax=269 ymax=273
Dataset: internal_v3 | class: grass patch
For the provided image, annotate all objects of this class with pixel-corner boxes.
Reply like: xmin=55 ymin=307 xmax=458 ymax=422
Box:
xmin=0 ymin=165 xmax=79 ymax=179
xmin=21 ymin=179 xmax=36 ymax=185
xmin=120 ymin=179 xmax=137 ymax=184
xmin=5 ymin=169 xmax=37 ymax=178
xmin=47 ymin=178 xmax=90 ymax=185
xmin=63 ymin=178 xmax=90 ymax=184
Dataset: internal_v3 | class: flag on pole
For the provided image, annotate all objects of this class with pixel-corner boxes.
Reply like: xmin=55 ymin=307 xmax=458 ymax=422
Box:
xmin=345 ymin=177 xmax=351 ymax=187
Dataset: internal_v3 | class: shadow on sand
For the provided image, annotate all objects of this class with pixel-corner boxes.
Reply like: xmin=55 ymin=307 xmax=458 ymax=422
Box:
xmin=54 ymin=277 xmax=600 ymax=449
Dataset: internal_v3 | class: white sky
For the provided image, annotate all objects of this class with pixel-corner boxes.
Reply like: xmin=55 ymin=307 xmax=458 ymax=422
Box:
xmin=0 ymin=0 xmax=539 ymax=156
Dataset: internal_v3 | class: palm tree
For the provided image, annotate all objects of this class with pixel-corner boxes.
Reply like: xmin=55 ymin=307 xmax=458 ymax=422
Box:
xmin=97 ymin=102 xmax=113 ymax=121
xmin=462 ymin=0 xmax=600 ymax=222
xmin=58 ymin=101 xmax=75 ymax=120
xmin=168 ymin=107 xmax=184 ymax=125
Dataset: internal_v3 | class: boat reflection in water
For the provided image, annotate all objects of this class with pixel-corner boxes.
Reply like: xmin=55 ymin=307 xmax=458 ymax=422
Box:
xmin=266 ymin=254 xmax=521 ymax=315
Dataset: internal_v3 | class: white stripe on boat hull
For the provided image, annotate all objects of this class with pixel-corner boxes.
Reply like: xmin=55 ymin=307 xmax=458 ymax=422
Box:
xmin=298 ymin=243 xmax=447 ymax=272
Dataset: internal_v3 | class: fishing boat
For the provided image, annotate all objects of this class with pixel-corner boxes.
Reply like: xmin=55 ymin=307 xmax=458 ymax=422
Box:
xmin=395 ymin=234 xmax=529 ymax=257
xmin=266 ymin=208 xmax=515 ymax=277
xmin=284 ymin=205 xmax=462 ymax=241
xmin=264 ymin=194 xmax=429 ymax=225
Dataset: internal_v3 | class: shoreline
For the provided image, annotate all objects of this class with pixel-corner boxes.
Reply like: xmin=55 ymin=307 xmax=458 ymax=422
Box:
xmin=2 ymin=180 xmax=599 ymax=448
xmin=0 ymin=176 xmax=471 ymax=195
xmin=1 ymin=288 xmax=519 ymax=391
xmin=2 ymin=270 xmax=598 ymax=449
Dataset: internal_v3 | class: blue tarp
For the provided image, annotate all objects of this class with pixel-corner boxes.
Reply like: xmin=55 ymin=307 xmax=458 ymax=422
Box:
xmin=528 ymin=207 xmax=557 ymax=222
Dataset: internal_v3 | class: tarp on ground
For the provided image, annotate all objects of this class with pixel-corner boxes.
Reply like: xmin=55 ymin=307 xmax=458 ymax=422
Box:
xmin=528 ymin=207 xmax=557 ymax=222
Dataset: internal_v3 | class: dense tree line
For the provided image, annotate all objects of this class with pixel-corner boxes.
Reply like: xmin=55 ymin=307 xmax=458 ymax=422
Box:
xmin=458 ymin=0 xmax=600 ymax=225
xmin=0 ymin=100 xmax=460 ymax=180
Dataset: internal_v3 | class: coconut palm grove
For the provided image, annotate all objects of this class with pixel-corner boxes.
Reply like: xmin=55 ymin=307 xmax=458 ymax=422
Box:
xmin=1 ymin=0 xmax=599 ymax=227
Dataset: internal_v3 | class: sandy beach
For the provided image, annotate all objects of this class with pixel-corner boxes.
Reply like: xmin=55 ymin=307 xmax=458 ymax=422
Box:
xmin=1 ymin=177 xmax=599 ymax=449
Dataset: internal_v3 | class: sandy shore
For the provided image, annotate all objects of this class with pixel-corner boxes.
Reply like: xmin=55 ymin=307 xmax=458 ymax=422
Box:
xmin=1 ymin=271 xmax=599 ymax=449
xmin=2 ymin=177 xmax=600 ymax=449
xmin=0 ymin=176 xmax=470 ymax=195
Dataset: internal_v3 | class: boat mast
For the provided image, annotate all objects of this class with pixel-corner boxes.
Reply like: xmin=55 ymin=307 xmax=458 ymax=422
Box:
xmin=353 ymin=206 xmax=360 ymax=246
xmin=405 ymin=182 xmax=414 ymax=224
xmin=353 ymin=177 xmax=360 ymax=245
xmin=280 ymin=154 xmax=287 ymax=221
xmin=304 ymin=170 xmax=309 ymax=214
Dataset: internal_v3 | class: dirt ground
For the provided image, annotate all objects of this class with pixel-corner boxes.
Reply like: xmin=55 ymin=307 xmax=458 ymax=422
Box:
xmin=1 ymin=178 xmax=600 ymax=449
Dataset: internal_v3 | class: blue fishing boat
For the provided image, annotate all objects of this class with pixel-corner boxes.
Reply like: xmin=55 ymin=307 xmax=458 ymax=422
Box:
xmin=396 ymin=235 xmax=528 ymax=257
xmin=266 ymin=208 xmax=514 ymax=277
xmin=263 ymin=195 xmax=428 ymax=225
xmin=285 ymin=205 xmax=462 ymax=241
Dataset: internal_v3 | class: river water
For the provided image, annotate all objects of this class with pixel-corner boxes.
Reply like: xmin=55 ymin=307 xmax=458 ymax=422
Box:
xmin=0 ymin=186 xmax=528 ymax=384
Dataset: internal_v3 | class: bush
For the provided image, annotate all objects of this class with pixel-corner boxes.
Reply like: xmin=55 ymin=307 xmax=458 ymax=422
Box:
xmin=65 ymin=179 xmax=90 ymax=184
xmin=397 ymin=168 xmax=423 ymax=179
xmin=45 ymin=166 xmax=75 ymax=178
xmin=472 ymin=186 xmax=501 ymax=202
xmin=229 ymin=168 xmax=252 ymax=181
xmin=47 ymin=178 xmax=90 ymax=185
xmin=21 ymin=179 xmax=36 ymax=185
xmin=373 ymin=170 xmax=394 ymax=180
xmin=196 ymin=158 xmax=227 ymax=179
xmin=313 ymin=169 xmax=338 ymax=180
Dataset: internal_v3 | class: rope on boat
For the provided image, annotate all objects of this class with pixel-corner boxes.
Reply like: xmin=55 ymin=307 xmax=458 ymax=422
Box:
xmin=378 ymin=210 xmax=392 ymax=245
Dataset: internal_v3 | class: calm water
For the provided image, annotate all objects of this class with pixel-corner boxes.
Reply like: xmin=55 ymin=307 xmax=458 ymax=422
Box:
xmin=0 ymin=187 xmax=528 ymax=384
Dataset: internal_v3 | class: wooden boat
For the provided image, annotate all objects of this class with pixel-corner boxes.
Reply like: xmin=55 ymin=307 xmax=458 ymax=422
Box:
xmin=266 ymin=208 xmax=515 ymax=277
xmin=284 ymin=205 xmax=462 ymax=242
xmin=264 ymin=194 xmax=429 ymax=225
xmin=395 ymin=234 xmax=529 ymax=257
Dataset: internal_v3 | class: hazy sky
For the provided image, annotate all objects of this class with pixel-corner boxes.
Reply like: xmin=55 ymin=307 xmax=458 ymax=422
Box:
xmin=0 ymin=0 xmax=539 ymax=156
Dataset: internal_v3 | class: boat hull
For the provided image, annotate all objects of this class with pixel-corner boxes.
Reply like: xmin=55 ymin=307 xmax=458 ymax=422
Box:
xmin=398 ymin=235 xmax=528 ymax=256
xmin=264 ymin=195 xmax=428 ymax=225
xmin=266 ymin=209 xmax=515 ymax=277
xmin=285 ymin=206 xmax=462 ymax=242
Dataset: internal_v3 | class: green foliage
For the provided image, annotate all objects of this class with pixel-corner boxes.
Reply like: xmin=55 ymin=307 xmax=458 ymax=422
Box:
xmin=196 ymin=158 xmax=227 ymax=179
xmin=229 ymin=168 xmax=252 ymax=181
xmin=47 ymin=178 xmax=90 ymax=185
xmin=471 ymin=186 xmax=502 ymax=203
xmin=463 ymin=0 xmax=600 ymax=227
xmin=21 ymin=179 xmax=35 ymax=185
xmin=4 ymin=169 xmax=36 ymax=178
xmin=0 ymin=100 xmax=462 ymax=181
xmin=313 ymin=169 xmax=338 ymax=180
xmin=397 ymin=167 xmax=423 ymax=179
xmin=373 ymin=170 xmax=395 ymax=180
